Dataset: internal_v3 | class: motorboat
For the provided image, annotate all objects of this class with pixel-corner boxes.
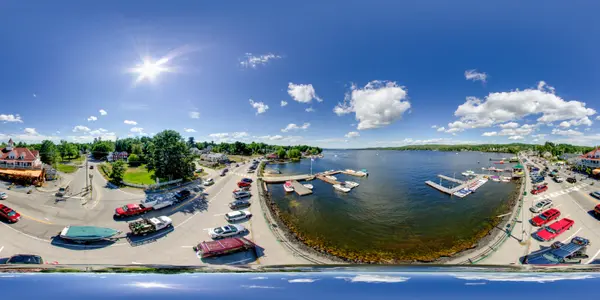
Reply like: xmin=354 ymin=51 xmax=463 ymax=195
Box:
xmin=344 ymin=181 xmax=359 ymax=188
xmin=461 ymin=170 xmax=475 ymax=176
xmin=333 ymin=184 xmax=351 ymax=193
xmin=325 ymin=175 xmax=337 ymax=181
xmin=303 ymin=184 xmax=314 ymax=190
xmin=283 ymin=181 xmax=294 ymax=193
xmin=59 ymin=226 xmax=121 ymax=243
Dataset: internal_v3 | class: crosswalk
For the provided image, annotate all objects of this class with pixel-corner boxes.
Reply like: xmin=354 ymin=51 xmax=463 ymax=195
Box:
xmin=532 ymin=183 xmax=589 ymax=200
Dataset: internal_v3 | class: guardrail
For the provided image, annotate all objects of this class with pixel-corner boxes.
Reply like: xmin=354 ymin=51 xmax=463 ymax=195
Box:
xmin=458 ymin=154 xmax=527 ymax=264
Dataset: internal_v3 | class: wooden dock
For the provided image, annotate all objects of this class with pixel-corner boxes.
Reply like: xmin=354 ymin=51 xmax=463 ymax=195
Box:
xmin=316 ymin=174 xmax=341 ymax=185
xmin=261 ymin=174 xmax=315 ymax=183
xmin=437 ymin=174 xmax=464 ymax=184
xmin=425 ymin=180 xmax=461 ymax=195
xmin=340 ymin=170 xmax=367 ymax=177
xmin=290 ymin=180 xmax=312 ymax=196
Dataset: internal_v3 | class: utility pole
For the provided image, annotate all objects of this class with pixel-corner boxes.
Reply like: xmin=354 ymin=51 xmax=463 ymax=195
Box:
xmin=85 ymin=154 xmax=89 ymax=191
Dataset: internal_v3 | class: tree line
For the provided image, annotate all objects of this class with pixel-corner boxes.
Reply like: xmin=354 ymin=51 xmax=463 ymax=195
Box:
xmin=366 ymin=142 xmax=595 ymax=155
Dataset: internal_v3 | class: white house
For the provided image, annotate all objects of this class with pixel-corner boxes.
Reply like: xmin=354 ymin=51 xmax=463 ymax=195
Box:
xmin=578 ymin=148 xmax=600 ymax=171
xmin=201 ymin=153 xmax=228 ymax=163
xmin=0 ymin=138 xmax=42 ymax=169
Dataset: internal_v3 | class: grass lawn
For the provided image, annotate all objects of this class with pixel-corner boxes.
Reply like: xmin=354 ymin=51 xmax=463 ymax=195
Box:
xmin=228 ymin=154 xmax=262 ymax=163
xmin=55 ymin=164 xmax=77 ymax=173
xmin=123 ymin=165 xmax=156 ymax=185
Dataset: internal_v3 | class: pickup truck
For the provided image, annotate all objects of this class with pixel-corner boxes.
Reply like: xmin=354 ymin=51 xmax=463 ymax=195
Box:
xmin=128 ymin=216 xmax=173 ymax=236
xmin=524 ymin=236 xmax=590 ymax=265
xmin=114 ymin=203 xmax=153 ymax=217
xmin=193 ymin=237 xmax=257 ymax=258
xmin=533 ymin=218 xmax=574 ymax=241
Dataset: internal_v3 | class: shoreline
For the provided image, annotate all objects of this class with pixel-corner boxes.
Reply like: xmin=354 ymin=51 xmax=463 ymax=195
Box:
xmin=258 ymin=175 xmax=525 ymax=264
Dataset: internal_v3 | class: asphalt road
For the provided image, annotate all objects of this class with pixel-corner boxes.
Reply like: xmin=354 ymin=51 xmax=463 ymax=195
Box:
xmin=0 ymin=160 xmax=307 ymax=266
xmin=484 ymin=156 xmax=600 ymax=265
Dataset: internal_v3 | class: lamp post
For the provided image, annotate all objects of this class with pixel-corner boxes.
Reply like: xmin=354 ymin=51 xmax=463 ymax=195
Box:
xmin=89 ymin=173 xmax=93 ymax=202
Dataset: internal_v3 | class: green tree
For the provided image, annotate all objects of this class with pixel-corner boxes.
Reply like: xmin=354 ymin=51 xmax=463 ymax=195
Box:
xmin=130 ymin=143 xmax=143 ymax=155
xmin=276 ymin=147 xmax=287 ymax=159
xmin=287 ymin=148 xmax=302 ymax=159
xmin=147 ymin=130 xmax=195 ymax=181
xmin=187 ymin=137 xmax=196 ymax=148
xmin=40 ymin=140 xmax=58 ymax=165
xmin=91 ymin=141 xmax=114 ymax=159
xmin=127 ymin=153 xmax=142 ymax=167
xmin=110 ymin=160 xmax=127 ymax=183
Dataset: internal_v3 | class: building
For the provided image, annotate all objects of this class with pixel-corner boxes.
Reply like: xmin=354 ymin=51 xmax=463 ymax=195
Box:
xmin=107 ymin=151 xmax=129 ymax=162
xmin=200 ymin=153 xmax=228 ymax=163
xmin=190 ymin=147 xmax=203 ymax=156
xmin=0 ymin=139 xmax=42 ymax=169
xmin=577 ymin=148 xmax=600 ymax=175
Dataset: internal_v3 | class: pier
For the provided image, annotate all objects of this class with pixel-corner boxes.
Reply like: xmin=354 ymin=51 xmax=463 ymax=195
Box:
xmin=316 ymin=174 xmax=341 ymax=185
xmin=426 ymin=174 xmax=488 ymax=198
xmin=261 ymin=174 xmax=315 ymax=183
xmin=437 ymin=174 xmax=464 ymax=184
xmin=289 ymin=180 xmax=313 ymax=196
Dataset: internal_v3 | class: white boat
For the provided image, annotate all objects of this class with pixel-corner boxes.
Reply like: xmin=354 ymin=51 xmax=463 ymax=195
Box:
xmin=461 ymin=170 xmax=475 ymax=176
xmin=303 ymin=184 xmax=314 ymax=190
xmin=283 ymin=181 xmax=294 ymax=193
xmin=333 ymin=184 xmax=351 ymax=193
xmin=344 ymin=181 xmax=359 ymax=188
xmin=325 ymin=175 xmax=337 ymax=181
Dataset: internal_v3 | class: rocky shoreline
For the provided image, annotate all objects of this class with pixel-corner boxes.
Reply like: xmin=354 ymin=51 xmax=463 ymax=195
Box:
xmin=259 ymin=177 xmax=525 ymax=264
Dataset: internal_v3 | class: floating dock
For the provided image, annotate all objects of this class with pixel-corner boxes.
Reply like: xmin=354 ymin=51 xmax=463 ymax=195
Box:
xmin=437 ymin=174 xmax=464 ymax=184
xmin=289 ymin=180 xmax=312 ymax=196
xmin=316 ymin=174 xmax=341 ymax=185
xmin=426 ymin=174 xmax=489 ymax=198
xmin=261 ymin=174 xmax=315 ymax=183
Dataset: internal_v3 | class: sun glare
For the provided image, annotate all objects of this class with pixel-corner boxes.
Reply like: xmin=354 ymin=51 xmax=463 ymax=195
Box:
xmin=129 ymin=57 xmax=170 ymax=83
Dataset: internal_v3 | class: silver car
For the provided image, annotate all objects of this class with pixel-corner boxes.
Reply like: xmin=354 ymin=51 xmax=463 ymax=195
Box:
xmin=208 ymin=224 xmax=248 ymax=239
xmin=530 ymin=199 xmax=553 ymax=213
xmin=225 ymin=210 xmax=253 ymax=222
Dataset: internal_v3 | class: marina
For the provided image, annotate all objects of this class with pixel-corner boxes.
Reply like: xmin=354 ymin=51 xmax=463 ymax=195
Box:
xmin=426 ymin=173 xmax=489 ymax=198
xmin=289 ymin=180 xmax=313 ymax=196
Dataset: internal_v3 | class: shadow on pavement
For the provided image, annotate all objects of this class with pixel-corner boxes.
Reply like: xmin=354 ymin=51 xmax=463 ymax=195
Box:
xmin=200 ymin=245 xmax=265 ymax=265
xmin=587 ymin=210 xmax=599 ymax=220
xmin=0 ymin=257 xmax=8 ymax=264
xmin=50 ymin=237 xmax=117 ymax=250
xmin=126 ymin=225 xmax=174 ymax=247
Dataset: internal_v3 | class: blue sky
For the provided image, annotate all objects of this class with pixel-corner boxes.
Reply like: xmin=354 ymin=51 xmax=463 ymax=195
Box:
xmin=1 ymin=1 xmax=599 ymax=148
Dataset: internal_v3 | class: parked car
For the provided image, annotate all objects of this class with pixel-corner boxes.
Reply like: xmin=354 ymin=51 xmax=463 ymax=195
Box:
xmin=208 ymin=224 xmax=248 ymax=239
xmin=591 ymin=191 xmax=600 ymax=200
xmin=530 ymin=199 xmax=553 ymax=213
xmin=241 ymin=178 xmax=253 ymax=183
xmin=174 ymin=189 xmax=191 ymax=201
xmin=247 ymin=169 xmax=255 ymax=173
xmin=203 ymin=178 xmax=214 ymax=186
xmin=114 ymin=203 xmax=153 ymax=217
xmin=567 ymin=177 xmax=577 ymax=183
xmin=530 ymin=208 xmax=561 ymax=226
xmin=531 ymin=185 xmax=549 ymax=195
xmin=233 ymin=191 xmax=251 ymax=199
xmin=6 ymin=254 xmax=44 ymax=264
xmin=554 ymin=176 xmax=565 ymax=183
xmin=523 ymin=236 xmax=590 ymax=265
xmin=224 ymin=168 xmax=229 ymax=173
xmin=225 ymin=210 xmax=253 ymax=222
xmin=89 ymin=165 xmax=94 ymax=169
xmin=229 ymin=199 xmax=251 ymax=209
xmin=195 ymin=168 xmax=204 ymax=173
xmin=233 ymin=187 xmax=251 ymax=192
xmin=237 ymin=181 xmax=251 ymax=188
xmin=0 ymin=192 xmax=7 ymax=200
xmin=0 ymin=204 xmax=20 ymax=223
xmin=193 ymin=237 xmax=257 ymax=258
xmin=532 ymin=218 xmax=574 ymax=241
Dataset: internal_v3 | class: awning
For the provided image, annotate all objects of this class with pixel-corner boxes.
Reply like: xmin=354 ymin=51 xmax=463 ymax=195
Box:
xmin=513 ymin=164 xmax=524 ymax=169
xmin=593 ymin=169 xmax=600 ymax=175
xmin=0 ymin=168 xmax=43 ymax=178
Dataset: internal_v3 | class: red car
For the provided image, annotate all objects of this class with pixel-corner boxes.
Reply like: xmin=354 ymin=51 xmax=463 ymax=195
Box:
xmin=530 ymin=208 xmax=561 ymax=226
xmin=237 ymin=181 xmax=251 ymax=188
xmin=193 ymin=237 xmax=256 ymax=258
xmin=0 ymin=204 xmax=21 ymax=223
xmin=114 ymin=203 xmax=153 ymax=217
xmin=531 ymin=185 xmax=548 ymax=195
xmin=533 ymin=218 xmax=574 ymax=241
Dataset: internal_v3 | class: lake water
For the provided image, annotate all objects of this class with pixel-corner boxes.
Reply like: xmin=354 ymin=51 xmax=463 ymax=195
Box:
xmin=265 ymin=150 xmax=520 ymax=262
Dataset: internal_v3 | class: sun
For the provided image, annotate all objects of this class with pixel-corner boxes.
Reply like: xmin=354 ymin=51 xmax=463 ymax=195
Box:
xmin=129 ymin=57 xmax=170 ymax=83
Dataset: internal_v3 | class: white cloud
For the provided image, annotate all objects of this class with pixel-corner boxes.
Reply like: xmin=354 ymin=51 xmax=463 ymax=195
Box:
xmin=240 ymin=53 xmax=282 ymax=68
xmin=551 ymin=128 xmax=583 ymax=136
xmin=497 ymin=124 xmax=535 ymax=136
xmin=585 ymin=128 xmax=591 ymax=132
xmin=99 ymin=109 xmax=107 ymax=116
xmin=280 ymin=100 xmax=288 ymax=107
xmin=482 ymin=131 xmax=497 ymax=136
xmin=257 ymin=135 xmax=302 ymax=143
xmin=89 ymin=128 xmax=108 ymax=135
xmin=508 ymin=135 xmax=524 ymax=140
xmin=189 ymin=111 xmax=200 ymax=119
xmin=537 ymin=80 xmax=555 ymax=93
xmin=259 ymin=134 xmax=283 ymax=141
xmin=287 ymin=82 xmax=322 ymax=103
xmin=465 ymin=69 xmax=488 ymax=82
xmin=0 ymin=114 xmax=23 ymax=123
xmin=431 ymin=125 xmax=438 ymax=129
xmin=207 ymin=132 xmax=249 ymax=142
xmin=288 ymin=279 xmax=317 ymax=283
xmin=558 ymin=117 xmax=593 ymax=128
xmin=452 ymin=273 xmax=595 ymax=283
xmin=209 ymin=133 xmax=229 ymax=139
xmin=73 ymin=125 xmax=90 ymax=132
xmin=87 ymin=116 xmax=97 ymax=121
xmin=250 ymin=277 xmax=268 ymax=280
xmin=232 ymin=132 xmax=249 ymax=138
xmin=124 ymin=120 xmax=138 ymax=125
xmin=449 ymin=83 xmax=596 ymax=132
xmin=249 ymin=99 xmax=269 ymax=114
xmin=597 ymin=116 xmax=600 ymax=121
xmin=345 ymin=131 xmax=360 ymax=138
xmin=241 ymin=285 xmax=280 ymax=289
xmin=437 ymin=127 xmax=445 ymax=132
xmin=499 ymin=122 xmax=519 ymax=129
xmin=335 ymin=274 xmax=410 ymax=283
xmin=333 ymin=80 xmax=411 ymax=130
xmin=532 ymin=134 xmax=547 ymax=138
xmin=559 ymin=121 xmax=571 ymax=128
xmin=305 ymin=107 xmax=315 ymax=113
xmin=184 ymin=128 xmax=196 ymax=133
xmin=281 ymin=123 xmax=310 ymax=132
xmin=130 ymin=127 xmax=144 ymax=133
xmin=129 ymin=282 xmax=178 ymax=289
xmin=24 ymin=128 xmax=37 ymax=135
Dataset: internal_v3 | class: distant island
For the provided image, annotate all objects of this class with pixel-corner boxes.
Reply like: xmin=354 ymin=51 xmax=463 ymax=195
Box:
xmin=363 ymin=142 xmax=595 ymax=155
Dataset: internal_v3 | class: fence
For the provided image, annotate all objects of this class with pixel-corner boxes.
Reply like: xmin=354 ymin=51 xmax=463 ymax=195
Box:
xmin=144 ymin=179 xmax=201 ymax=194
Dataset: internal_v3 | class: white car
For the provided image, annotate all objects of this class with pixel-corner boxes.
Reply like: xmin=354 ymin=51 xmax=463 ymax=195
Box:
xmin=554 ymin=176 xmax=565 ymax=183
xmin=208 ymin=224 xmax=248 ymax=239
xmin=0 ymin=192 xmax=7 ymax=200
xmin=203 ymin=178 xmax=214 ymax=186
xmin=530 ymin=199 xmax=553 ymax=213
xmin=225 ymin=210 xmax=253 ymax=222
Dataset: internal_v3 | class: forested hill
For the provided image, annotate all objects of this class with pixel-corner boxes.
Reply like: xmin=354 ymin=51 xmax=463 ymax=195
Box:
xmin=363 ymin=142 xmax=595 ymax=155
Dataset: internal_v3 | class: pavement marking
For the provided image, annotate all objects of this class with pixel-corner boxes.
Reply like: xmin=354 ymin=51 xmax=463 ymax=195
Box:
xmin=225 ymin=257 xmax=256 ymax=265
xmin=586 ymin=249 xmax=600 ymax=264
xmin=42 ymin=205 xmax=59 ymax=209
xmin=180 ymin=246 xmax=194 ymax=248
xmin=203 ymin=228 xmax=213 ymax=231
xmin=561 ymin=227 xmax=582 ymax=243
xmin=0 ymin=221 xmax=51 ymax=243
xmin=0 ymin=246 xmax=3 ymax=254
xmin=21 ymin=214 xmax=53 ymax=225
xmin=131 ymin=261 xmax=143 ymax=265
xmin=213 ymin=213 xmax=227 ymax=216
